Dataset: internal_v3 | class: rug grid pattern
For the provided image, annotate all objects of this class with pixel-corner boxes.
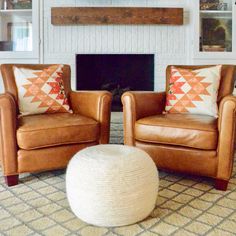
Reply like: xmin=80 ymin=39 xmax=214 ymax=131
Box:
xmin=0 ymin=159 xmax=236 ymax=236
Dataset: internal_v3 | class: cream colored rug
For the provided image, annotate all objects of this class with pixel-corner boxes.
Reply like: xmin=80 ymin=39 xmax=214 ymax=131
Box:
xmin=0 ymin=159 xmax=236 ymax=236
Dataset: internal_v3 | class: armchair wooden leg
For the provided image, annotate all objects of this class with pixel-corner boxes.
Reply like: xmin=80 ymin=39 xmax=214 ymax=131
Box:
xmin=4 ymin=175 xmax=19 ymax=187
xmin=215 ymin=179 xmax=229 ymax=191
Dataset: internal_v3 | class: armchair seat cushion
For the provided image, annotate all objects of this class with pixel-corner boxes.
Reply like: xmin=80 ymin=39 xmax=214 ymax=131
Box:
xmin=17 ymin=113 xmax=99 ymax=150
xmin=135 ymin=113 xmax=218 ymax=150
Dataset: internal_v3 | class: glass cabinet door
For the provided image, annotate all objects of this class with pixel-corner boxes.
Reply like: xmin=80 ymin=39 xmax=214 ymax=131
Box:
xmin=194 ymin=0 xmax=235 ymax=58
xmin=200 ymin=0 xmax=232 ymax=52
xmin=0 ymin=0 xmax=38 ymax=58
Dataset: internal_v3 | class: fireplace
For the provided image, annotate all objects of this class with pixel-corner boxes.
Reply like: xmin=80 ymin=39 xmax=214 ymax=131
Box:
xmin=76 ymin=54 xmax=154 ymax=111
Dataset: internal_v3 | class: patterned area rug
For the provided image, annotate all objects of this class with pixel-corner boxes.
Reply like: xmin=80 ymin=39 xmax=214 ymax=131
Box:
xmin=0 ymin=159 xmax=236 ymax=236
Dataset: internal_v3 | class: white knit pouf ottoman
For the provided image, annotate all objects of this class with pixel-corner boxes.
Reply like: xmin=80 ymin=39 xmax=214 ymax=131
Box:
xmin=66 ymin=144 xmax=159 ymax=227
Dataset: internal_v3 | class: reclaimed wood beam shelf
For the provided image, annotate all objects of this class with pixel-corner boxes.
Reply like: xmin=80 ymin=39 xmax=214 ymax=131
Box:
xmin=51 ymin=7 xmax=184 ymax=25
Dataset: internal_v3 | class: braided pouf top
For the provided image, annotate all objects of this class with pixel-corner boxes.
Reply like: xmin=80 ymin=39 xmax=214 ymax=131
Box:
xmin=66 ymin=144 xmax=159 ymax=227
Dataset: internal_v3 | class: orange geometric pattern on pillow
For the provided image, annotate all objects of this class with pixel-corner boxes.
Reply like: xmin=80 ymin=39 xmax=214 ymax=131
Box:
xmin=165 ymin=65 xmax=222 ymax=117
xmin=14 ymin=65 xmax=72 ymax=116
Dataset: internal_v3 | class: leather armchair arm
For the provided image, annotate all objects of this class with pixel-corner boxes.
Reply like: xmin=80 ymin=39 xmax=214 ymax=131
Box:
xmin=217 ymin=95 xmax=236 ymax=180
xmin=0 ymin=93 xmax=18 ymax=176
xmin=70 ymin=91 xmax=112 ymax=144
xmin=121 ymin=91 xmax=166 ymax=146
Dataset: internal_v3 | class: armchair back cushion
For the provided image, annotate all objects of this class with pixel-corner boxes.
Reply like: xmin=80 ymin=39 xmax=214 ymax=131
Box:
xmin=0 ymin=64 xmax=72 ymax=107
xmin=166 ymin=65 xmax=235 ymax=103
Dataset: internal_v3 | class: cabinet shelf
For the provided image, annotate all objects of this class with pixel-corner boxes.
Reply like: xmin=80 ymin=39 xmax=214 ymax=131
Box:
xmin=200 ymin=10 xmax=232 ymax=19
xmin=0 ymin=9 xmax=32 ymax=16
xmin=200 ymin=10 xmax=232 ymax=14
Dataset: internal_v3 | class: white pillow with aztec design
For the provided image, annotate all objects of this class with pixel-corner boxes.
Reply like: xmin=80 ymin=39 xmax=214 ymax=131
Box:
xmin=165 ymin=65 xmax=222 ymax=117
xmin=14 ymin=64 xmax=72 ymax=116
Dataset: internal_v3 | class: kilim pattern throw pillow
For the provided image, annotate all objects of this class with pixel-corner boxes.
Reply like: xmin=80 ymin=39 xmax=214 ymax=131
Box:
xmin=14 ymin=64 xmax=72 ymax=116
xmin=165 ymin=65 xmax=222 ymax=117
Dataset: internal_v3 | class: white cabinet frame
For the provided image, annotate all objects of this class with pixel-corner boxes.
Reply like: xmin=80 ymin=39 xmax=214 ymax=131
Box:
xmin=193 ymin=0 xmax=236 ymax=59
xmin=0 ymin=0 xmax=39 ymax=59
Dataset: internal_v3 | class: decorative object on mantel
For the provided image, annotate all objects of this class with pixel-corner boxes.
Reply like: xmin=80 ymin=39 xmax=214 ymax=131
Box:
xmin=51 ymin=7 xmax=184 ymax=25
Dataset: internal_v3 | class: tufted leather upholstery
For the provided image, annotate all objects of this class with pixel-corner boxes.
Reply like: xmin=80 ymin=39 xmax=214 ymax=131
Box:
xmin=122 ymin=65 xmax=236 ymax=191
xmin=0 ymin=64 xmax=112 ymax=186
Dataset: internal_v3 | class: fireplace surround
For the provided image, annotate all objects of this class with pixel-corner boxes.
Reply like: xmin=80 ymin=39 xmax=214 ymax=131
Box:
xmin=76 ymin=54 xmax=154 ymax=111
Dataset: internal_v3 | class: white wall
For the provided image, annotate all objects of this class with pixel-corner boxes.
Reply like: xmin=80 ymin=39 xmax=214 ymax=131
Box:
xmin=1 ymin=0 xmax=234 ymax=94
xmin=0 ymin=0 xmax=198 ymax=93
xmin=42 ymin=0 xmax=192 ymax=91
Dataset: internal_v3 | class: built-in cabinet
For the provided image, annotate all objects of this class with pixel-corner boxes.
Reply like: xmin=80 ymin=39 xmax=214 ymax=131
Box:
xmin=0 ymin=0 xmax=39 ymax=58
xmin=193 ymin=0 xmax=236 ymax=59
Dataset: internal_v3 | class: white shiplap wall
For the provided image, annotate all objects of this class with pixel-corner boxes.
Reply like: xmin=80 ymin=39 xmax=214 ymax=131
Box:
xmin=43 ymin=0 xmax=191 ymax=91
xmin=0 ymin=0 xmax=192 ymax=93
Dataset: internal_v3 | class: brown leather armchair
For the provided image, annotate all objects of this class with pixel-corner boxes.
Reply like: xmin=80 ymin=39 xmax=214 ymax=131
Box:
xmin=122 ymin=65 xmax=236 ymax=191
xmin=0 ymin=64 xmax=112 ymax=186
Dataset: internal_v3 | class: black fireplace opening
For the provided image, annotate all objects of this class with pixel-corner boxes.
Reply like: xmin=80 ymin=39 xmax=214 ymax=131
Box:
xmin=76 ymin=54 xmax=154 ymax=111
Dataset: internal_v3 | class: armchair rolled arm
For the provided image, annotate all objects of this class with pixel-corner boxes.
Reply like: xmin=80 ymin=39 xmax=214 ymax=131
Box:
xmin=121 ymin=91 xmax=166 ymax=146
xmin=70 ymin=91 xmax=112 ymax=144
xmin=0 ymin=93 xmax=18 ymax=176
xmin=217 ymin=95 xmax=236 ymax=180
